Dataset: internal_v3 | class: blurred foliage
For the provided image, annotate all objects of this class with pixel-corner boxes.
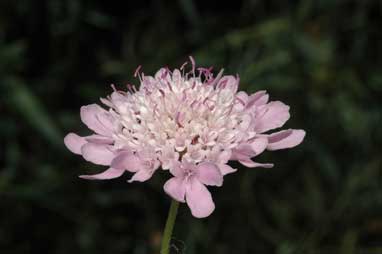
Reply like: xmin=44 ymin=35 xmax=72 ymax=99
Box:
xmin=1 ymin=0 xmax=382 ymax=253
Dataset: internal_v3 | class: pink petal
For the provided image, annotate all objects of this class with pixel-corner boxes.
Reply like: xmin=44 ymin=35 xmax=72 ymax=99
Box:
xmin=80 ymin=104 xmax=113 ymax=136
xmin=186 ymin=179 xmax=215 ymax=218
xmin=267 ymin=129 xmax=306 ymax=150
xmin=160 ymin=146 xmax=180 ymax=170
xmin=169 ymin=161 xmax=186 ymax=177
xmin=79 ymin=167 xmax=124 ymax=180
xmin=255 ymin=101 xmax=290 ymax=133
xmin=250 ymin=137 xmax=268 ymax=155
xmin=64 ymin=133 xmax=87 ymax=155
xmin=230 ymin=138 xmax=267 ymax=161
xmin=238 ymin=159 xmax=274 ymax=168
xmin=81 ymin=143 xmax=114 ymax=166
xmin=217 ymin=150 xmax=231 ymax=164
xmin=218 ymin=75 xmax=238 ymax=92
xmin=239 ymin=114 xmax=253 ymax=130
xmin=110 ymin=91 xmax=125 ymax=101
xmin=109 ymin=92 xmax=128 ymax=111
xmin=172 ymin=69 xmax=182 ymax=84
xmin=164 ymin=177 xmax=186 ymax=202
xmin=140 ymin=76 xmax=156 ymax=91
xmin=231 ymin=144 xmax=254 ymax=160
xmin=151 ymin=160 xmax=161 ymax=172
xmin=161 ymin=159 xmax=177 ymax=171
xmin=111 ymin=152 xmax=141 ymax=172
xmin=155 ymin=68 xmax=170 ymax=82
xmin=246 ymin=90 xmax=269 ymax=108
xmin=85 ymin=134 xmax=113 ymax=144
xmin=218 ymin=164 xmax=237 ymax=175
xmin=236 ymin=91 xmax=248 ymax=104
xmin=196 ymin=162 xmax=223 ymax=187
xmin=97 ymin=112 xmax=115 ymax=131
xmin=136 ymin=147 xmax=157 ymax=161
xmin=175 ymin=135 xmax=187 ymax=152
xmin=128 ymin=169 xmax=155 ymax=183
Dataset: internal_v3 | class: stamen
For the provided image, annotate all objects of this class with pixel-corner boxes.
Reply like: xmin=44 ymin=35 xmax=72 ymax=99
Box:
xmin=209 ymin=69 xmax=224 ymax=87
xmin=127 ymin=83 xmax=134 ymax=93
xmin=134 ymin=65 xmax=144 ymax=83
xmin=175 ymin=112 xmax=184 ymax=128
xmin=161 ymin=68 xmax=169 ymax=79
xmin=189 ymin=56 xmax=195 ymax=72
xmin=166 ymin=81 xmax=173 ymax=92
xmin=190 ymin=100 xmax=197 ymax=108
xmin=134 ymin=65 xmax=142 ymax=78
xmin=191 ymin=80 xmax=197 ymax=89
xmin=180 ymin=61 xmax=188 ymax=71
xmin=165 ymin=66 xmax=172 ymax=74
xmin=217 ymin=79 xmax=228 ymax=89
xmin=181 ymin=90 xmax=187 ymax=101
xmin=143 ymin=87 xmax=151 ymax=95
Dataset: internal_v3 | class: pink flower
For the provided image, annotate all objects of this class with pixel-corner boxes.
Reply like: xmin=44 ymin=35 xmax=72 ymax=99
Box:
xmin=164 ymin=161 xmax=223 ymax=218
xmin=64 ymin=57 xmax=305 ymax=218
xmin=110 ymin=148 xmax=160 ymax=182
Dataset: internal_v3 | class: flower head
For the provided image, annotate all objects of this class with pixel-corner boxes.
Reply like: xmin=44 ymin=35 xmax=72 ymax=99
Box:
xmin=64 ymin=57 xmax=305 ymax=218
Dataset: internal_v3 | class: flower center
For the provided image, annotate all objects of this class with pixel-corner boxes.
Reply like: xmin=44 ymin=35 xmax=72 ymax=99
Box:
xmin=184 ymin=168 xmax=194 ymax=180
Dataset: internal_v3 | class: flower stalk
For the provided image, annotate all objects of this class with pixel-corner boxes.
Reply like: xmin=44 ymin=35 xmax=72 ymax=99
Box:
xmin=160 ymin=199 xmax=180 ymax=254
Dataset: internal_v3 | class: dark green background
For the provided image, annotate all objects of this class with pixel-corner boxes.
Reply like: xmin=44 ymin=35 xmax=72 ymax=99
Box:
xmin=1 ymin=1 xmax=381 ymax=253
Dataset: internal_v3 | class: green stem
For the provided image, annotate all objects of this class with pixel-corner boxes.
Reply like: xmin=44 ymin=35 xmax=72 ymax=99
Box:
xmin=160 ymin=199 xmax=180 ymax=254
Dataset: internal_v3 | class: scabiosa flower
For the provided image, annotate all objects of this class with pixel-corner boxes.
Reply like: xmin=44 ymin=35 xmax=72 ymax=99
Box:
xmin=64 ymin=57 xmax=305 ymax=218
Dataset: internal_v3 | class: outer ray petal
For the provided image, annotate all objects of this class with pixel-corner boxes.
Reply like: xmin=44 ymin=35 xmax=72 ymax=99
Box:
xmin=196 ymin=162 xmax=223 ymax=187
xmin=80 ymin=104 xmax=113 ymax=136
xmin=238 ymin=159 xmax=274 ymax=168
xmin=81 ymin=143 xmax=114 ymax=166
xmin=111 ymin=152 xmax=141 ymax=172
xmin=186 ymin=179 xmax=215 ymax=218
xmin=164 ymin=177 xmax=186 ymax=202
xmin=267 ymin=129 xmax=306 ymax=150
xmin=64 ymin=133 xmax=87 ymax=155
xmin=218 ymin=164 xmax=237 ymax=175
xmin=128 ymin=169 xmax=155 ymax=183
xmin=255 ymin=101 xmax=290 ymax=133
xmin=79 ymin=168 xmax=124 ymax=180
